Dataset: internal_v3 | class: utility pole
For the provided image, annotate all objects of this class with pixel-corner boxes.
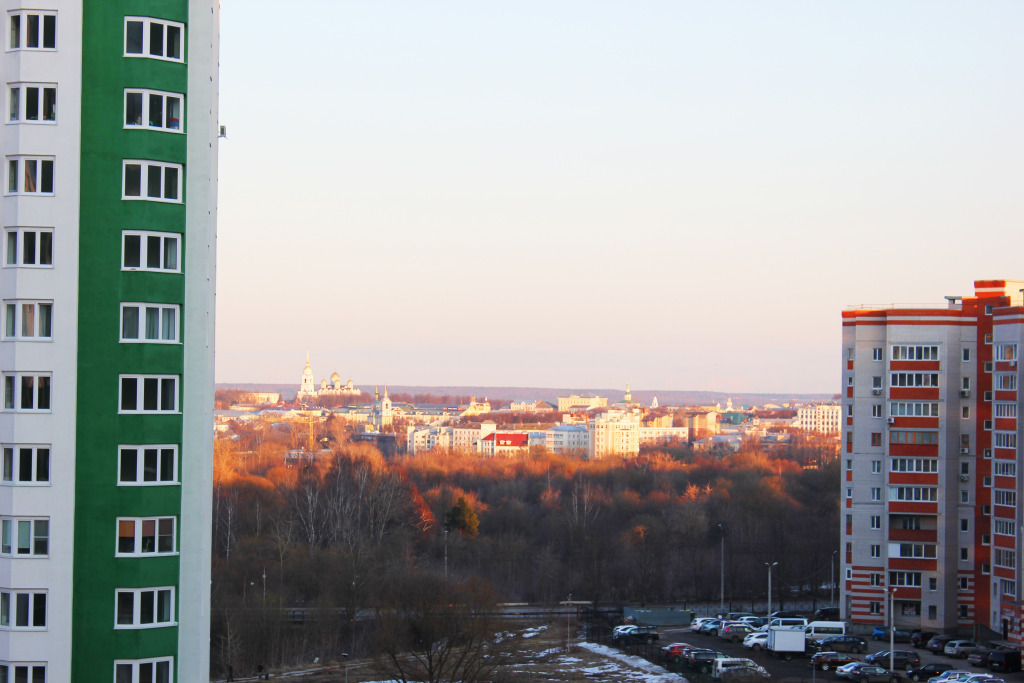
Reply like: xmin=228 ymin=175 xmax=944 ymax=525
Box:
xmin=719 ymin=523 xmax=725 ymax=615
xmin=764 ymin=562 xmax=778 ymax=616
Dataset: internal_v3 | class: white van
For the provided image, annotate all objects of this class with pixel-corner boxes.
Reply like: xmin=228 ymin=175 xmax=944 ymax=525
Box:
xmin=803 ymin=620 xmax=846 ymax=640
xmin=767 ymin=617 xmax=807 ymax=629
xmin=713 ymin=658 xmax=768 ymax=679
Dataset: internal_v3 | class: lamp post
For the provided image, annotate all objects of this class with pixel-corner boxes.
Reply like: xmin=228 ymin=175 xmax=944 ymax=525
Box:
xmin=719 ymin=524 xmax=725 ymax=616
xmin=831 ymin=550 xmax=837 ymax=607
xmin=889 ymin=588 xmax=897 ymax=672
xmin=765 ymin=562 xmax=778 ymax=616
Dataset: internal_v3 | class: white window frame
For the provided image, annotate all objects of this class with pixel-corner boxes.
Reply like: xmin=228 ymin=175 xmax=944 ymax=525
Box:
xmin=124 ymin=17 xmax=184 ymax=62
xmin=7 ymin=11 xmax=56 ymax=50
xmin=995 ymin=519 xmax=1016 ymax=536
xmin=870 ymin=515 xmax=881 ymax=530
xmin=0 ymin=663 xmax=47 ymax=682
xmin=124 ymin=88 xmax=183 ymax=132
xmin=114 ymin=587 xmax=176 ymax=629
xmin=995 ymin=489 xmax=1017 ymax=507
xmin=122 ymin=160 xmax=181 ymax=203
xmin=121 ymin=230 xmax=180 ymax=272
xmin=7 ymin=83 xmax=56 ymax=123
xmin=0 ymin=518 xmax=47 ymax=557
xmin=995 ymin=402 xmax=1018 ymax=419
xmin=995 ymin=432 xmax=1018 ymax=450
xmin=120 ymin=303 xmax=179 ymax=343
xmin=113 ymin=657 xmax=174 ymax=683
xmin=995 ymin=373 xmax=1017 ymax=391
xmin=2 ymin=300 xmax=52 ymax=340
xmin=891 ymin=345 xmax=940 ymax=361
xmin=116 ymin=517 xmax=176 ymax=557
xmin=994 ymin=461 xmax=1017 ymax=477
xmin=4 ymin=228 xmax=52 ymax=268
xmin=994 ymin=548 xmax=1017 ymax=569
xmin=870 ymin=544 xmax=881 ymax=559
xmin=1 ymin=445 xmax=49 ymax=485
xmin=118 ymin=445 xmax=178 ymax=485
xmin=0 ymin=590 xmax=46 ymax=629
xmin=6 ymin=156 xmax=53 ymax=195
xmin=118 ymin=375 xmax=178 ymax=414
xmin=2 ymin=373 xmax=50 ymax=412
xmin=872 ymin=347 xmax=883 ymax=361
xmin=995 ymin=344 xmax=1018 ymax=362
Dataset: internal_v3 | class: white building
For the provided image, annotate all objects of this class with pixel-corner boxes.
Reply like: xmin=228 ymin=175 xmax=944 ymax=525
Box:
xmin=796 ymin=403 xmax=841 ymax=434
xmin=590 ymin=409 xmax=642 ymax=458
xmin=545 ymin=424 xmax=591 ymax=454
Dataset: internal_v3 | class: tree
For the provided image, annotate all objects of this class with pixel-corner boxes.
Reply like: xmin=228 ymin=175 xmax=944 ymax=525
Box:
xmin=445 ymin=497 xmax=479 ymax=537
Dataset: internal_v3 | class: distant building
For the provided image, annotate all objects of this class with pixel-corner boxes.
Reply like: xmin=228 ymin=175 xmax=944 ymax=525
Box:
xmin=639 ymin=426 xmax=689 ymax=445
xmin=545 ymin=424 xmax=591 ymax=454
xmin=239 ymin=392 xmax=281 ymax=405
xmin=479 ymin=432 xmax=530 ymax=457
xmin=509 ymin=399 xmax=556 ymax=412
xmin=590 ymin=409 xmax=642 ymax=458
xmin=296 ymin=353 xmax=361 ymax=401
xmin=461 ymin=398 xmax=492 ymax=416
xmin=796 ymin=403 xmax=841 ymax=434
xmin=557 ymin=394 xmax=609 ymax=412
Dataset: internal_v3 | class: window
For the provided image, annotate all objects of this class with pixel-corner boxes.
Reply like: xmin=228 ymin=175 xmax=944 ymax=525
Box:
xmin=120 ymin=304 xmax=178 ymax=343
xmin=122 ymin=231 xmax=180 ymax=272
xmin=847 ymin=404 xmax=853 ymax=416
xmin=2 ymin=301 xmax=51 ymax=340
xmin=0 ymin=663 xmax=46 ymax=683
xmin=896 ymin=543 xmax=936 ymax=559
xmin=986 ymin=305 xmax=995 ymax=316
xmin=871 ymin=432 xmax=882 ymax=447
xmin=119 ymin=375 xmax=178 ymax=413
xmin=983 ymin=534 xmax=991 ymax=545
xmin=7 ymin=84 xmax=56 ymax=123
xmin=959 ymin=604 xmax=969 ymax=619
xmin=995 ymin=374 xmax=1017 ymax=391
xmin=995 ymin=520 xmax=1016 ymax=536
xmin=870 ymin=515 xmax=881 ymax=530
xmin=961 ymin=433 xmax=970 ymax=448
xmin=118 ymin=446 xmax=177 ymax=485
xmin=114 ymin=658 xmax=173 ymax=683
xmin=7 ymin=11 xmax=55 ymax=50
xmin=961 ymin=462 xmax=970 ymax=476
xmin=994 ymin=461 xmax=1017 ymax=477
xmin=0 ymin=590 xmax=45 ymax=629
xmin=872 ymin=376 xmax=883 ymax=389
xmin=889 ymin=430 xmax=938 ymax=445
xmin=124 ymin=89 xmax=183 ymax=132
xmin=995 ymin=344 xmax=1018 ymax=362
xmin=845 ymin=459 xmax=852 ymax=471
xmin=870 ymin=573 xmax=882 ymax=586
xmin=1001 ymin=580 xmax=1016 ymax=598
xmin=889 ymin=486 xmax=938 ymax=502
xmin=928 ymin=604 xmax=937 ymax=618
xmin=985 ymin=391 xmax=993 ymax=402
xmin=115 ymin=587 xmax=175 ymax=628
xmin=871 ymin=488 xmax=881 ymax=501
xmin=901 ymin=517 xmax=922 ymax=530
xmin=890 ymin=458 xmax=938 ymax=473
xmin=869 ymin=601 xmax=881 ymax=615
xmin=4 ymin=229 xmax=52 ymax=267
xmin=962 ymin=377 xmax=971 ymax=391
xmin=892 ymin=345 xmax=940 ymax=360
xmin=890 ymin=571 xmax=922 ymax=587
xmin=961 ymin=518 xmax=969 ymax=532
xmin=962 ymin=406 xmax=970 ymax=419
xmin=995 ymin=548 xmax=1016 ymax=569
xmin=6 ymin=157 xmax=53 ymax=195
xmin=1 ymin=446 xmax=49 ymax=485
xmin=846 ymin=514 xmax=852 ymax=526
xmin=846 ymin=568 xmax=852 ymax=580
xmin=871 ymin=460 xmax=881 ymax=474
xmin=984 ymin=476 xmax=991 ymax=487
xmin=984 ymin=420 xmax=993 ymax=431
xmin=960 ymin=490 xmax=969 ymax=503
xmin=995 ymin=402 xmax=1018 ymax=418
xmin=2 ymin=373 xmax=50 ymax=411
xmin=985 ymin=361 xmax=994 ymax=372
xmin=847 ymin=375 xmax=853 ymax=387
xmin=872 ymin=404 xmax=883 ymax=418
xmin=870 ymin=544 xmax=881 ymax=558
xmin=929 ymin=577 xmax=937 ymax=591
xmin=963 ymin=348 xmax=971 ymax=362
xmin=890 ymin=402 xmax=940 ymax=417
xmin=985 ymin=333 xmax=993 ymax=344
xmin=122 ymin=160 xmax=181 ymax=202
xmin=124 ymin=17 xmax=183 ymax=61
xmin=0 ymin=518 xmax=47 ymax=556
xmin=995 ymin=489 xmax=1017 ymax=507
xmin=995 ymin=432 xmax=1018 ymax=450
xmin=845 ymin=488 xmax=852 ymax=499
xmin=872 ymin=347 xmax=883 ymax=361
xmin=116 ymin=517 xmax=175 ymax=556
xmin=847 ymin=348 xmax=855 ymax=361
xmin=890 ymin=372 xmax=939 ymax=387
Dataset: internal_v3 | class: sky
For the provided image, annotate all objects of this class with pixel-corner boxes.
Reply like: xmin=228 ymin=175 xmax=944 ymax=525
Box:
xmin=215 ymin=1 xmax=1024 ymax=394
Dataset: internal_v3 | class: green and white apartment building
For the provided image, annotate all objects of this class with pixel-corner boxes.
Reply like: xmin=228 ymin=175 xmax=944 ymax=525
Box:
xmin=1 ymin=1 xmax=218 ymax=680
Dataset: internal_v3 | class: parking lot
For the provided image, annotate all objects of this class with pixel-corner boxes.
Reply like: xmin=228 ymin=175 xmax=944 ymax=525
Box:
xmin=601 ymin=625 xmax=1024 ymax=682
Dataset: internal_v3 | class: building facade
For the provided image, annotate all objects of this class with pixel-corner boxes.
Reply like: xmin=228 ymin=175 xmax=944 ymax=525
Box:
xmin=797 ymin=403 xmax=841 ymax=434
xmin=841 ymin=280 xmax=1024 ymax=642
xmin=296 ymin=355 xmax=360 ymax=401
xmin=0 ymin=2 xmax=218 ymax=679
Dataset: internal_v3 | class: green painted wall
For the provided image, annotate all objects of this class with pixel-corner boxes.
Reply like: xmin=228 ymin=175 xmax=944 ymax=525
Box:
xmin=75 ymin=0 xmax=189 ymax=678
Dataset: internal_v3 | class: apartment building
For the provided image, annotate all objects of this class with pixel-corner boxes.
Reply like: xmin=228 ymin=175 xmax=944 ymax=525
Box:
xmin=841 ymin=280 xmax=1023 ymax=642
xmin=0 ymin=2 xmax=218 ymax=679
xmin=797 ymin=403 xmax=841 ymax=434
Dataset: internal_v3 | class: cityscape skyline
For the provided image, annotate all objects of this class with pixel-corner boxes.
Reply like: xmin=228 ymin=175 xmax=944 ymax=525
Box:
xmin=216 ymin=1 xmax=1023 ymax=393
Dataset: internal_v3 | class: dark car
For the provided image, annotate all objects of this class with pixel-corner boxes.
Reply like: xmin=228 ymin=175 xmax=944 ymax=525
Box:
xmin=873 ymin=627 xmax=913 ymax=642
xmin=989 ymin=650 xmax=1022 ymax=673
xmin=836 ymin=663 xmax=902 ymax=683
xmin=966 ymin=649 xmax=996 ymax=668
xmin=911 ymin=632 xmax=936 ymax=649
xmin=628 ymin=625 xmax=660 ymax=642
xmin=816 ymin=635 xmax=869 ymax=654
xmin=866 ymin=650 xmax=921 ymax=671
xmin=770 ymin=611 xmax=802 ymax=619
xmin=816 ymin=607 xmax=841 ymax=621
xmin=689 ymin=650 xmax=723 ymax=673
xmin=907 ymin=664 xmax=953 ymax=682
xmin=811 ymin=651 xmax=860 ymax=671
xmin=926 ymin=635 xmax=956 ymax=655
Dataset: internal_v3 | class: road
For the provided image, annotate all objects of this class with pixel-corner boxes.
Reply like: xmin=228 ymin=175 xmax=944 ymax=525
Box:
xmin=651 ymin=627 xmax=1024 ymax=682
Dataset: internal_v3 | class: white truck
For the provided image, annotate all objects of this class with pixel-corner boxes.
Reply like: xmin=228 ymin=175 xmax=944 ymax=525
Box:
xmin=767 ymin=626 xmax=806 ymax=660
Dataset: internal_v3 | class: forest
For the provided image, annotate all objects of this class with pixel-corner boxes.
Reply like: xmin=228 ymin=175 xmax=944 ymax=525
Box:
xmin=210 ymin=416 xmax=839 ymax=676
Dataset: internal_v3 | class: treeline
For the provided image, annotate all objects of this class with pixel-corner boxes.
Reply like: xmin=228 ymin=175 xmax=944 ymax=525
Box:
xmin=210 ymin=424 xmax=838 ymax=675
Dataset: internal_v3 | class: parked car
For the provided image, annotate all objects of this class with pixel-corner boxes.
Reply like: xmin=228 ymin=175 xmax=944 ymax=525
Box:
xmin=926 ymin=635 xmax=957 ymax=655
xmin=961 ymin=676 xmax=1000 ymax=683
xmin=627 ymin=625 xmax=660 ymax=643
xmin=701 ymin=619 xmax=725 ymax=635
xmin=988 ymin=650 xmax=1022 ymax=673
xmin=944 ymin=641 xmax=982 ymax=659
xmin=661 ymin=642 xmax=691 ymax=662
xmin=966 ymin=650 xmax=997 ymax=668
xmin=691 ymin=618 xmax=715 ymax=632
xmin=613 ymin=624 xmax=637 ymax=639
xmin=814 ymin=635 xmax=869 ymax=654
xmin=744 ymin=632 xmax=769 ymax=651
xmin=815 ymin=607 xmax=841 ymax=620
xmin=865 ymin=650 xmax=921 ymax=671
xmin=727 ymin=612 xmax=756 ymax=620
xmin=911 ymin=632 xmax=937 ymax=649
xmin=907 ymin=664 xmax=954 ymax=682
xmin=835 ymin=662 xmax=902 ymax=683
xmin=688 ymin=650 xmax=727 ymax=674
xmin=721 ymin=624 xmax=756 ymax=643
xmin=811 ymin=651 xmax=860 ymax=671
xmin=770 ymin=611 xmax=802 ymax=619
xmin=926 ymin=672 xmax=973 ymax=683
xmin=873 ymin=627 xmax=913 ymax=642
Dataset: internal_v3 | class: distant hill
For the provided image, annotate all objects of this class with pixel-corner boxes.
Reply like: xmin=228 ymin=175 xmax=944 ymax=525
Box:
xmin=217 ymin=383 xmax=835 ymax=408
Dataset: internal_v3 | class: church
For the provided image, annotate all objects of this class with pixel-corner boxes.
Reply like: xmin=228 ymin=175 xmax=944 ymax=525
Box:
xmin=296 ymin=354 xmax=362 ymax=401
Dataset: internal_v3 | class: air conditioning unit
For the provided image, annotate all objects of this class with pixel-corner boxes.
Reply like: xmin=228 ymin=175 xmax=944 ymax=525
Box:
xmin=1010 ymin=360 xmax=1018 ymax=368
xmin=960 ymin=389 xmax=971 ymax=398
xmin=872 ymin=389 xmax=883 ymax=396
xmin=960 ymin=474 xmax=970 ymax=482
xmin=887 ymin=417 xmax=895 ymax=425
xmin=959 ymin=447 xmax=970 ymax=454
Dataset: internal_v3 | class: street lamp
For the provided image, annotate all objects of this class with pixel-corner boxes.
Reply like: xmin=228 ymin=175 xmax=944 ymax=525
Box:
xmin=765 ymin=562 xmax=778 ymax=616
xmin=719 ymin=524 xmax=725 ymax=616
xmin=889 ymin=588 xmax=897 ymax=672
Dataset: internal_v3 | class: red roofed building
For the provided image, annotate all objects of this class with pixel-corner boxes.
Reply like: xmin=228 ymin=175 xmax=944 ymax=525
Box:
xmin=479 ymin=432 xmax=530 ymax=457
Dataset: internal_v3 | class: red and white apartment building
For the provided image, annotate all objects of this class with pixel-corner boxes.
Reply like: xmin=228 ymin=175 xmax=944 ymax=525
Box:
xmin=842 ymin=280 xmax=1024 ymax=641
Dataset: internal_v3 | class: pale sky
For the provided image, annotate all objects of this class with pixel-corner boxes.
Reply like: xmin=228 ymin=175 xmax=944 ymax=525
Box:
xmin=216 ymin=1 xmax=1024 ymax=394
